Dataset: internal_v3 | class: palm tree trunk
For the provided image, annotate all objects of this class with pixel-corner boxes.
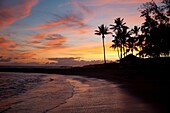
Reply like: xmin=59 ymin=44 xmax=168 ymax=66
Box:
xmin=102 ymin=35 xmax=106 ymax=64
xmin=123 ymin=46 xmax=126 ymax=58
xmin=117 ymin=47 xmax=120 ymax=60
xmin=120 ymin=44 xmax=123 ymax=59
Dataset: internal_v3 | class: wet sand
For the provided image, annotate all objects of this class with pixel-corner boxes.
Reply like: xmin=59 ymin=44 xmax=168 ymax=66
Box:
xmin=0 ymin=72 xmax=160 ymax=113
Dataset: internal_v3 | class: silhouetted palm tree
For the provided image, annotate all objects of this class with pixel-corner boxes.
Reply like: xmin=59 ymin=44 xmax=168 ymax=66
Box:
xmin=136 ymin=34 xmax=145 ymax=58
xmin=110 ymin=18 xmax=126 ymax=30
xmin=121 ymin=25 xmax=131 ymax=57
xmin=95 ymin=24 xmax=111 ymax=64
xmin=111 ymin=35 xmax=121 ymax=59
xmin=110 ymin=18 xmax=127 ymax=59
xmin=127 ymin=26 xmax=140 ymax=55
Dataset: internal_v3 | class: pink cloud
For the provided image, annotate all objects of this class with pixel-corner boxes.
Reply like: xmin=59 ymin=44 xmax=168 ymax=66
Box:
xmin=26 ymin=33 xmax=68 ymax=51
xmin=15 ymin=52 xmax=37 ymax=59
xmin=28 ymin=26 xmax=67 ymax=40
xmin=43 ymin=34 xmax=68 ymax=47
xmin=27 ymin=41 xmax=40 ymax=44
xmin=29 ymin=14 xmax=87 ymax=30
xmin=31 ymin=32 xmax=47 ymax=40
xmin=0 ymin=0 xmax=39 ymax=27
xmin=29 ymin=19 xmax=71 ymax=30
xmin=27 ymin=12 xmax=94 ymax=39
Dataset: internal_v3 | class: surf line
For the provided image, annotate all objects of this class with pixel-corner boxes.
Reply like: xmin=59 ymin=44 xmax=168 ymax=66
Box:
xmin=42 ymin=78 xmax=76 ymax=113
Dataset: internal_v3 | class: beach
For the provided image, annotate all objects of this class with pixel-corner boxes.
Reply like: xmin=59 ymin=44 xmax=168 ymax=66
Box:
xmin=0 ymin=72 xmax=161 ymax=113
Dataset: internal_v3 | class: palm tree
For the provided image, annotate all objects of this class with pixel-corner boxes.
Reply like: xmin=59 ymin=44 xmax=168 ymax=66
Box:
xmin=111 ymin=35 xmax=121 ymax=59
xmin=127 ymin=26 xmax=140 ymax=55
xmin=110 ymin=18 xmax=127 ymax=59
xmin=95 ymin=24 xmax=111 ymax=64
xmin=121 ymin=25 xmax=131 ymax=57
xmin=110 ymin=18 xmax=126 ymax=30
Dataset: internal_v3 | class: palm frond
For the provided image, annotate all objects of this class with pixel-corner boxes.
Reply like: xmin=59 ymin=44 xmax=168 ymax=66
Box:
xmin=95 ymin=24 xmax=111 ymax=36
xmin=95 ymin=32 xmax=101 ymax=35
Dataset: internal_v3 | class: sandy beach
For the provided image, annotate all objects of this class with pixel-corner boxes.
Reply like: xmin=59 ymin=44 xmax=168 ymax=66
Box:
xmin=0 ymin=72 xmax=161 ymax=113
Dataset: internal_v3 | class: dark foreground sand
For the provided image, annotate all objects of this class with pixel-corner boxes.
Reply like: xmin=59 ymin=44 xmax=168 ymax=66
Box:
xmin=0 ymin=72 xmax=161 ymax=113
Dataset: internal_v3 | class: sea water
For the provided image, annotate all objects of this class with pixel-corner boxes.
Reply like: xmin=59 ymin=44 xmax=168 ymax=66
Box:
xmin=0 ymin=72 xmax=74 ymax=113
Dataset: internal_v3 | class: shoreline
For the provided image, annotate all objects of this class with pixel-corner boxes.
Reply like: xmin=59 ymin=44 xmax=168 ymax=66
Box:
xmin=0 ymin=72 xmax=160 ymax=113
xmin=0 ymin=63 xmax=170 ymax=113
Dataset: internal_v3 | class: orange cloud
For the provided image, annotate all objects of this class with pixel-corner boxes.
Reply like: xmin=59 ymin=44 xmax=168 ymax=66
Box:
xmin=28 ymin=41 xmax=40 ymax=44
xmin=13 ymin=52 xmax=36 ymax=60
xmin=0 ymin=35 xmax=17 ymax=49
xmin=0 ymin=35 xmax=22 ymax=64
xmin=0 ymin=0 xmax=39 ymax=27
xmin=1 ymin=51 xmax=40 ymax=65
xmin=0 ymin=36 xmax=49 ymax=65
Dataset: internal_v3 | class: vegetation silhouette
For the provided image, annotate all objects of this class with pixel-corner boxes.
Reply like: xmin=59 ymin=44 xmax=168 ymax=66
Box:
xmin=95 ymin=0 xmax=170 ymax=61
xmin=110 ymin=18 xmax=140 ymax=60
xmin=92 ymin=0 xmax=170 ymax=80
xmin=95 ymin=24 xmax=111 ymax=64
xmin=110 ymin=18 xmax=127 ymax=59
xmin=128 ymin=26 xmax=140 ymax=55
xmin=138 ymin=0 xmax=170 ymax=58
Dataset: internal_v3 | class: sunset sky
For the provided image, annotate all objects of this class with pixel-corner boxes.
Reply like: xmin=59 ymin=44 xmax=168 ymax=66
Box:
xmin=0 ymin=0 xmax=160 ymax=66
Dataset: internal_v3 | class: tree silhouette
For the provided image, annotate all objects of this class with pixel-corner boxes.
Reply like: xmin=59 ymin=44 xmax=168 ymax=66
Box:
xmin=94 ymin=0 xmax=170 ymax=61
xmin=110 ymin=18 xmax=129 ymax=59
xmin=139 ymin=0 xmax=170 ymax=57
xmin=95 ymin=24 xmax=111 ymax=64
xmin=127 ymin=26 xmax=140 ymax=55
xmin=121 ymin=25 xmax=131 ymax=57
xmin=136 ymin=34 xmax=145 ymax=58
xmin=111 ymin=35 xmax=121 ymax=59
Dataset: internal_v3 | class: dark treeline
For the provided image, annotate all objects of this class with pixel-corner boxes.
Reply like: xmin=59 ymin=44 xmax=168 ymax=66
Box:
xmin=95 ymin=0 xmax=170 ymax=62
